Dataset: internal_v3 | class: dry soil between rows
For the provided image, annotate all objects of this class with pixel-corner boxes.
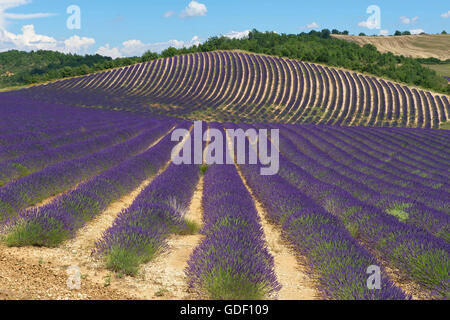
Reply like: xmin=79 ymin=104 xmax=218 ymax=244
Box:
xmin=235 ymin=166 xmax=319 ymax=300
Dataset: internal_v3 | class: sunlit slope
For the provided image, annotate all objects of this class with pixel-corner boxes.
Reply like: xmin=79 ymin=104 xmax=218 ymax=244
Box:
xmin=332 ymin=34 xmax=450 ymax=60
xmin=21 ymin=51 xmax=450 ymax=128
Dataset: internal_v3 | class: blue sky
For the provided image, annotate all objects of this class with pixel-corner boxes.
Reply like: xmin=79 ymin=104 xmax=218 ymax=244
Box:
xmin=0 ymin=0 xmax=449 ymax=58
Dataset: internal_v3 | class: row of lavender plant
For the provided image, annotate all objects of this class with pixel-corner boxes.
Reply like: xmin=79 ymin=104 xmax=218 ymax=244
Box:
xmin=235 ymin=147 xmax=407 ymax=299
xmin=270 ymin=147 xmax=449 ymax=298
xmin=94 ymin=121 xmax=205 ymax=275
xmin=323 ymin=125 xmax=450 ymax=177
xmin=274 ymin=128 xmax=449 ymax=239
xmin=2 ymin=122 xmax=189 ymax=247
xmin=291 ymin=125 xmax=449 ymax=190
xmin=94 ymin=160 xmax=200 ymax=276
xmin=185 ymin=160 xmax=280 ymax=300
xmin=0 ymin=94 xmax=147 ymax=138
xmin=0 ymin=120 xmax=153 ymax=186
xmin=343 ymin=127 xmax=450 ymax=168
xmin=0 ymin=118 xmax=142 ymax=162
xmin=17 ymin=52 xmax=449 ymax=128
xmin=0 ymin=117 xmax=124 ymax=148
xmin=0 ymin=122 xmax=173 ymax=222
xmin=287 ymin=125 xmax=450 ymax=213
xmin=285 ymin=125 xmax=450 ymax=200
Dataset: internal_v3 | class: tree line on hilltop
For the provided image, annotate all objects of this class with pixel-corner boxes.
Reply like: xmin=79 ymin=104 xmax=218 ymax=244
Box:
xmin=1 ymin=29 xmax=449 ymax=94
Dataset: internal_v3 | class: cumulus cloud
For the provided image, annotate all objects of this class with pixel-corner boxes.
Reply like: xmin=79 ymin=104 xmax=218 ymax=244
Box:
xmin=96 ymin=44 xmax=122 ymax=59
xmin=410 ymin=29 xmax=425 ymax=35
xmin=223 ymin=30 xmax=250 ymax=39
xmin=180 ymin=1 xmax=207 ymax=18
xmin=400 ymin=16 xmax=418 ymax=25
xmin=0 ymin=24 xmax=95 ymax=54
xmin=0 ymin=24 xmax=56 ymax=50
xmin=441 ymin=10 xmax=450 ymax=18
xmin=306 ymin=22 xmax=320 ymax=29
xmin=97 ymin=36 xmax=204 ymax=58
xmin=379 ymin=29 xmax=389 ymax=36
xmin=64 ymin=35 xmax=96 ymax=54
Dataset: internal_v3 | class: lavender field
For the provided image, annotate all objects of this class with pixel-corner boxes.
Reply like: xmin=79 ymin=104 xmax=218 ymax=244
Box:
xmin=14 ymin=52 xmax=450 ymax=129
xmin=0 ymin=52 xmax=449 ymax=301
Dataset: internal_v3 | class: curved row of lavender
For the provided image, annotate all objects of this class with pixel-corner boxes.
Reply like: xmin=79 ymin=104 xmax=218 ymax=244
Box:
xmin=274 ymin=139 xmax=449 ymax=297
xmin=93 ymin=121 xmax=203 ymax=275
xmin=94 ymin=160 xmax=200 ymax=276
xmin=3 ymin=121 xmax=185 ymax=246
xmin=229 ymin=124 xmax=409 ymax=300
xmin=184 ymin=124 xmax=280 ymax=300
xmin=0 ymin=96 xmax=448 ymax=299
xmin=0 ymin=95 xmax=157 ymax=138
xmin=9 ymin=51 xmax=450 ymax=128
xmin=0 ymin=119 xmax=142 ymax=163
xmin=275 ymin=129 xmax=449 ymax=241
xmin=0 ymin=121 xmax=154 ymax=186
xmin=0 ymin=122 xmax=174 ymax=222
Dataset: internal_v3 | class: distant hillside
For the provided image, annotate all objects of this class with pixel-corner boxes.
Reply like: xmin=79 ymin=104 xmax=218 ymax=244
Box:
xmin=14 ymin=51 xmax=450 ymax=129
xmin=332 ymin=34 xmax=450 ymax=60
xmin=2 ymin=30 xmax=449 ymax=95
xmin=0 ymin=50 xmax=140 ymax=89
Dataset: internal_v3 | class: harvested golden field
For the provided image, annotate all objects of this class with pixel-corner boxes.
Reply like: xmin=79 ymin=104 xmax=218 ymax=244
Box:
xmin=333 ymin=34 xmax=450 ymax=60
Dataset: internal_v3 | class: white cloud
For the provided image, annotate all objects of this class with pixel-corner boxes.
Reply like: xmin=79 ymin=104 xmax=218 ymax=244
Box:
xmin=0 ymin=24 xmax=95 ymax=54
xmin=441 ymin=10 xmax=450 ymax=18
xmin=96 ymin=44 xmax=122 ymax=59
xmin=64 ymin=35 xmax=95 ymax=54
xmin=0 ymin=24 xmax=57 ymax=50
xmin=180 ymin=1 xmax=207 ymax=18
xmin=0 ymin=1 xmax=95 ymax=55
xmin=120 ymin=39 xmax=146 ymax=56
xmin=97 ymin=36 xmax=204 ymax=58
xmin=306 ymin=22 xmax=320 ymax=29
xmin=400 ymin=16 xmax=418 ymax=25
xmin=4 ymin=12 xmax=55 ymax=19
xmin=0 ymin=0 xmax=30 ymax=11
xmin=379 ymin=29 xmax=389 ymax=36
xmin=223 ymin=30 xmax=250 ymax=39
xmin=164 ymin=11 xmax=176 ymax=18
xmin=0 ymin=0 xmax=55 ymax=29
xmin=410 ymin=29 xmax=425 ymax=35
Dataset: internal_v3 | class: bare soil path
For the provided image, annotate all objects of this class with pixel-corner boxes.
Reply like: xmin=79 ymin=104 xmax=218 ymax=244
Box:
xmin=0 ymin=128 xmax=190 ymax=300
xmin=0 ymin=245 xmax=133 ymax=300
xmin=0 ymin=163 xmax=169 ymax=300
xmin=235 ymin=167 xmax=319 ymax=300
xmin=137 ymin=176 xmax=205 ymax=300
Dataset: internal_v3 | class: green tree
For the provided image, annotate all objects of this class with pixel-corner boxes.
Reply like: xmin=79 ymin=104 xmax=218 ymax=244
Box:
xmin=161 ymin=47 xmax=179 ymax=58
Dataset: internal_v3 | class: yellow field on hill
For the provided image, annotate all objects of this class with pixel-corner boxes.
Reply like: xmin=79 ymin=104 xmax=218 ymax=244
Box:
xmin=332 ymin=34 xmax=450 ymax=60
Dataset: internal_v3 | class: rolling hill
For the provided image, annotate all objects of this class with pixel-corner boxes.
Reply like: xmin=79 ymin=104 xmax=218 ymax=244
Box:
xmin=12 ymin=51 xmax=450 ymax=129
xmin=332 ymin=34 xmax=450 ymax=60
